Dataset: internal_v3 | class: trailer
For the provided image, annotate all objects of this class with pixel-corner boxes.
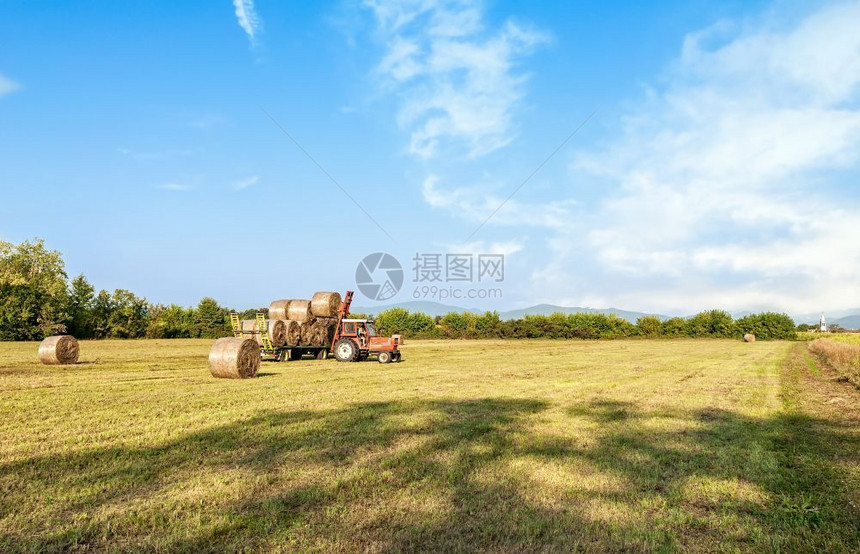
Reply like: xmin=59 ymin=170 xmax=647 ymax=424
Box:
xmin=229 ymin=290 xmax=402 ymax=363
xmin=229 ymin=313 xmax=329 ymax=361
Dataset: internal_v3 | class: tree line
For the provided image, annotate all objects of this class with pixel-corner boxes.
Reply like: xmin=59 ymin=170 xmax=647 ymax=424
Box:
xmin=1 ymin=238 xmax=798 ymax=341
xmin=0 ymin=239 xmax=244 ymax=340
xmin=373 ymin=308 xmax=798 ymax=340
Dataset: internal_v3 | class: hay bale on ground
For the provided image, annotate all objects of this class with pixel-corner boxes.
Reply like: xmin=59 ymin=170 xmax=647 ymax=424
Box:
xmin=209 ymin=337 xmax=259 ymax=378
xmin=240 ymin=320 xmax=263 ymax=345
xmin=269 ymin=299 xmax=295 ymax=321
xmin=743 ymin=334 xmax=756 ymax=342
xmin=284 ymin=320 xmax=301 ymax=346
xmin=287 ymin=300 xmax=314 ymax=323
xmin=38 ymin=335 xmax=79 ymax=365
xmin=269 ymin=319 xmax=288 ymax=347
xmin=311 ymin=292 xmax=342 ymax=318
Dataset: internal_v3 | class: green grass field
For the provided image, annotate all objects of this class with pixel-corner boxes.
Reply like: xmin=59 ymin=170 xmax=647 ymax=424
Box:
xmin=1 ymin=339 xmax=858 ymax=552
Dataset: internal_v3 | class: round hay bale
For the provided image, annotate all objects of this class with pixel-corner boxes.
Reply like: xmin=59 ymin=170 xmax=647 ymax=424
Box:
xmin=209 ymin=337 xmax=259 ymax=378
xmin=269 ymin=319 xmax=288 ymax=347
xmin=38 ymin=335 xmax=79 ymax=365
xmin=284 ymin=320 xmax=301 ymax=346
xmin=311 ymin=292 xmax=342 ymax=318
xmin=743 ymin=334 xmax=756 ymax=343
xmin=269 ymin=299 xmax=295 ymax=321
xmin=298 ymin=321 xmax=315 ymax=345
xmin=287 ymin=300 xmax=314 ymax=323
xmin=313 ymin=317 xmax=337 ymax=347
xmin=240 ymin=320 xmax=263 ymax=345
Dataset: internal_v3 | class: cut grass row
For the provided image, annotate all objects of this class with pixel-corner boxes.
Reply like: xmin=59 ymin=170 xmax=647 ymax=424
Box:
xmin=0 ymin=339 xmax=858 ymax=552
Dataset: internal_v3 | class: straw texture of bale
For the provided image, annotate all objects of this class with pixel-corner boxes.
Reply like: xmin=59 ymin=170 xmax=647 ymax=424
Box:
xmin=240 ymin=320 xmax=263 ymax=345
xmin=298 ymin=321 xmax=314 ymax=345
xmin=313 ymin=317 xmax=337 ymax=347
xmin=268 ymin=299 xmax=295 ymax=321
xmin=287 ymin=300 xmax=314 ymax=323
xmin=284 ymin=320 xmax=301 ymax=346
xmin=209 ymin=337 xmax=259 ymax=379
xmin=743 ymin=334 xmax=756 ymax=343
xmin=311 ymin=292 xmax=342 ymax=318
xmin=269 ymin=319 xmax=288 ymax=347
xmin=38 ymin=335 xmax=79 ymax=365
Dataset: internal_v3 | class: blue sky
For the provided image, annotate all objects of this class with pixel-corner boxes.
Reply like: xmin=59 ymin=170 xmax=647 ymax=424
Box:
xmin=1 ymin=0 xmax=858 ymax=315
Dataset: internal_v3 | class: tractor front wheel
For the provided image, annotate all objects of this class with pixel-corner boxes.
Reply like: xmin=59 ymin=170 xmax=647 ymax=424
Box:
xmin=378 ymin=351 xmax=392 ymax=364
xmin=334 ymin=338 xmax=359 ymax=362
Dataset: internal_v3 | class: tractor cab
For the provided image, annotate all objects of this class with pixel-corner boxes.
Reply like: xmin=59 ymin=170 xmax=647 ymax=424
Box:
xmin=332 ymin=312 xmax=402 ymax=363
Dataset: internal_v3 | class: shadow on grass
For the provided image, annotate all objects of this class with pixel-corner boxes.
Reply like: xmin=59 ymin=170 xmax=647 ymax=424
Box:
xmin=1 ymin=392 xmax=858 ymax=551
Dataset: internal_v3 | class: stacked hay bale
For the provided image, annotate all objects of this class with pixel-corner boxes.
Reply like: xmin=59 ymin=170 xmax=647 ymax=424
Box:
xmin=209 ymin=337 xmax=259 ymax=378
xmin=38 ymin=335 xmax=79 ymax=365
xmin=239 ymin=319 xmax=288 ymax=347
xmin=267 ymin=292 xmax=342 ymax=347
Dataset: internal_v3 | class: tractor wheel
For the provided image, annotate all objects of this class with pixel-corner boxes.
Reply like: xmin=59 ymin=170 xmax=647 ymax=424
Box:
xmin=289 ymin=349 xmax=302 ymax=361
xmin=394 ymin=352 xmax=402 ymax=362
xmin=334 ymin=338 xmax=359 ymax=362
xmin=378 ymin=351 xmax=391 ymax=364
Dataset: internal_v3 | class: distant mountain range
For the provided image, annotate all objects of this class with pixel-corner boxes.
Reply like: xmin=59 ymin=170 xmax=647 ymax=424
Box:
xmin=352 ymin=301 xmax=860 ymax=329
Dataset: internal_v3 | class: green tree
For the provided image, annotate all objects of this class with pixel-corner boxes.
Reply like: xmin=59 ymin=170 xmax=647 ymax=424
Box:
xmin=734 ymin=312 xmax=797 ymax=340
xmin=687 ymin=310 xmax=734 ymax=337
xmin=108 ymin=289 xmax=148 ymax=338
xmin=637 ymin=315 xmax=662 ymax=337
xmin=147 ymin=304 xmax=194 ymax=339
xmin=660 ymin=317 xmax=689 ymax=337
xmin=0 ymin=239 xmax=68 ymax=340
xmin=91 ymin=290 xmax=115 ymax=338
xmin=194 ymin=297 xmax=229 ymax=338
xmin=66 ymin=274 xmax=95 ymax=338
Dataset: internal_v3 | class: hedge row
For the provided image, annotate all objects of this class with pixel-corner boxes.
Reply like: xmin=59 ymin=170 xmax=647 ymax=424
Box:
xmin=374 ymin=308 xmax=798 ymax=341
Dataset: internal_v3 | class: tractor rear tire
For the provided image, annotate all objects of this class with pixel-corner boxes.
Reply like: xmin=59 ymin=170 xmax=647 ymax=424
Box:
xmin=378 ymin=351 xmax=391 ymax=364
xmin=334 ymin=338 xmax=359 ymax=362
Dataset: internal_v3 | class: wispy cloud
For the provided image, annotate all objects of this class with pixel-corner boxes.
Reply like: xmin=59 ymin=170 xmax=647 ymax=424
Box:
xmin=541 ymin=1 xmax=860 ymax=313
xmin=156 ymin=183 xmax=190 ymax=192
xmin=421 ymin=174 xmax=574 ymax=230
xmin=0 ymin=74 xmax=21 ymax=98
xmin=233 ymin=0 xmax=261 ymax=45
xmin=233 ymin=175 xmax=259 ymax=190
xmin=365 ymin=0 xmax=547 ymax=159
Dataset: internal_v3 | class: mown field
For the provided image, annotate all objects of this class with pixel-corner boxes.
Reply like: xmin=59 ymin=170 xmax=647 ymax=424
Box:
xmin=1 ymin=339 xmax=858 ymax=552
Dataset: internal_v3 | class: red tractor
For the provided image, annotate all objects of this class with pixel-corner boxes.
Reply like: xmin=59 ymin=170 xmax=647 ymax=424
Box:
xmin=330 ymin=291 xmax=402 ymax=363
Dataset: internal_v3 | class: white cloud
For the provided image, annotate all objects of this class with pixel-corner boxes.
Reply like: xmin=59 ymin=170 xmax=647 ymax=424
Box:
xmin=366 ymin=0 xmax=547 ymax=159
xmin=0 ymin=74 xmax=21 ymax=97
xmin=157 ymin=183 xmax=190 ymax=191
xmin=540 ymin=1 xmax=860 ymax=313
xmin=421 ymin=174 xmax=575 ymax=230
xmin=442 ymin=239 xmax=524 ymax=257
xmin=233 ymin=0 xmax=261 ymax=45
xmin=233 ymin=175 xmax=260 ymax=190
